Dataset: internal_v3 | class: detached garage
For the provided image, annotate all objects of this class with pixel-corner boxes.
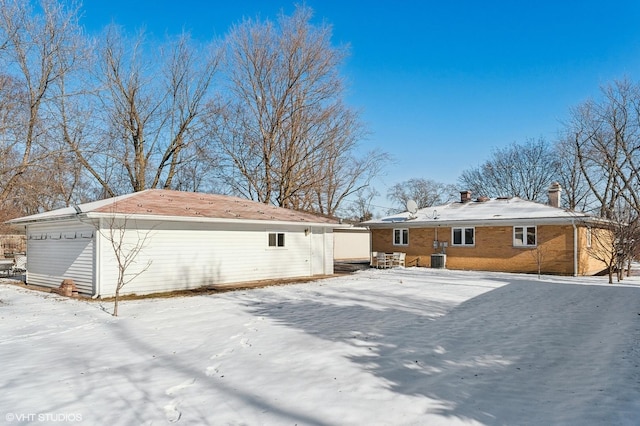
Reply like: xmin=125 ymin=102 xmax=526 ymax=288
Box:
xmin=7 ymin=190 xmax=339 ymax=297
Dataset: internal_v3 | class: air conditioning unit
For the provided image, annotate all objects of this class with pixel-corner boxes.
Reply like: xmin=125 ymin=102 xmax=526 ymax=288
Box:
xmin=431 ymin=253 xmax=446 ymax=269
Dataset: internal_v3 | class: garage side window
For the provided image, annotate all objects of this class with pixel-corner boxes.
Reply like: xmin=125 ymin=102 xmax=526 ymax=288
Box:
xmin=514 ymin=226 xmax=536 ymax=247
xmin=393 ymin=228 xmax=408 ymax=245
xmin=268 ymin=232 xmax=285 ymax=247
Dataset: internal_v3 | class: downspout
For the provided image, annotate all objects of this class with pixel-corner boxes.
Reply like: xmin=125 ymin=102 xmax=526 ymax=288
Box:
xmin=368 ymin=227 xmax=373 ymax=266
xmin=73 ymin=207 xmax=101 ymax=298
xmin=324 ymin=227 xmax=329 ymax=275
xmin=92 ymin=217 xmax=101 ymax=299
xmin=572 ymin=219 xmax=578 ymax=277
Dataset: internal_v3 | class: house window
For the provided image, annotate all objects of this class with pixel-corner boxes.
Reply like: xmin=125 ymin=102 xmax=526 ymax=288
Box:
xmin=452 ymin=227 xmax=474 ymax=246
xmin=393 ymin=228 xmax=408 ymax=245
xmin=514 ymin=226 xmax=536 ymax=247
xmin=268 ymin=232 xmax=285 ymax=247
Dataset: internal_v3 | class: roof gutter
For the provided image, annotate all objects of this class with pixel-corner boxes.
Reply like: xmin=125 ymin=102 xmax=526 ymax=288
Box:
xmin=7 ymin=211 xmax=343 ymax=228
xmin=6 ymin=213 xmax=78 ymax=225
xmin=367 ymin=217 xmax=592 ymax=228
xmin=81 ymin=212 xmax=342 ymax=228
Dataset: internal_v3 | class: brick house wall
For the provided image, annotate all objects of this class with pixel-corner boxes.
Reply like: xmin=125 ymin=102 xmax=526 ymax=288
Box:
xmin=371 ymin=224 xmax=609 ymax=276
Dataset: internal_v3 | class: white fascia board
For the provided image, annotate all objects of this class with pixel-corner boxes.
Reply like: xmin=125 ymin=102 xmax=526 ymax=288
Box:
xmin=83 ymin=212 xmax=339 ymax=228
xmin=8 ymin=213 xmax=78 ymax=225
xmin=334 ymin=226 xmax=371 ymax=233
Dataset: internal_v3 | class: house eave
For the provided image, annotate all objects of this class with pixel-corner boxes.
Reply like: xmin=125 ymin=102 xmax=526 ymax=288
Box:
xmin=7 ymin=211 xmax=342 ymax=229
xmin=365 ymin=216 xmax=597 ymax=228
xmin=6 ymin=213 xmax=78 ymax=226
xmin=83 ymin=212 xmax=340 ymax=228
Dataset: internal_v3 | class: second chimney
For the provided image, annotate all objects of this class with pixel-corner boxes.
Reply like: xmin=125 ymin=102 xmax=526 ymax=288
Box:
xmin=460 ymin=191 xmax=472 ymax=203
xmin=548 ymin=182 xmax=562 ymax=208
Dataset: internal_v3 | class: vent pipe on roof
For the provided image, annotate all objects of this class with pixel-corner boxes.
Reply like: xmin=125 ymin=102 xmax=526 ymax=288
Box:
xmin=548 ymin=182 xmax=562 ymax=208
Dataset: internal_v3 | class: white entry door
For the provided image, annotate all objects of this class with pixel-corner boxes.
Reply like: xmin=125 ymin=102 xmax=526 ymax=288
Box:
xmin=310 ymin=227 xmax=325 ymax=275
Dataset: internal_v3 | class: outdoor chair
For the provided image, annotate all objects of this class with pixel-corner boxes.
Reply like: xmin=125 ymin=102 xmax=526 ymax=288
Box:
xmin=370 ymin=251 xmax=378 ymax=267
xmin=377 ymin=252 xmax=390 ymax=269
xmin=392 ymin=252 xmax=406 ymax=267
xmin=13 ymin=254 xmax=26 ymax=274
xmin=0 ymin=260 xmax=13 ymax=276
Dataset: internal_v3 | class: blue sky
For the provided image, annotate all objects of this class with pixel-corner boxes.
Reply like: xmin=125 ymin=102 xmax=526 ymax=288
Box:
xmin=79 ymin=1 xmax=640 ymax=210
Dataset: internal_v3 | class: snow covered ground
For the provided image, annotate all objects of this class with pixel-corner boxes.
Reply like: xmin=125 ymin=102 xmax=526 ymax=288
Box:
xmin=1 ymin=268 xmax=639 ymax=425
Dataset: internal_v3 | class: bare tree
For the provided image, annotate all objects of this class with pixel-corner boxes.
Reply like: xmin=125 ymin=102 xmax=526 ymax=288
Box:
xmin=458 ymin=138 xmax=560 ymax=202
xmin=305 ymin=146 xmax=387 ymax=216
xmin=209 ymin=6 xmax=381 ymax=214
xmin=0 ymin=74 xmax=26 ymax=212
xmin=529 ymin=244 xmax=549 ymax=280
xmin=340 ymin=187 xmax=379 ymax=222
xmin=560 ymin=78 xmax=640 ymax=283
xmin=566 ymin=78 xmax=640 ymax=219
xmin=70 ymin=26 xmax=221 ymax=196
xmin=612 ymin=209 xmax=640 ymax=282
xmin=573 ymin=189 xmax=640 ymax=284
xmin=555 ymin=135 xmax=594 ymax=211
xmin=8 ymin=150 xmax=81 ymax=214
xmin=100 ymin=215 xmax=153 ymax=316
xmin=387 ymin=178 xmax=457 ymax=213
xmin=169 ymin=143 xmax=223 ymax=193
xmin=0 ymin=0 xmax=81 ymax=209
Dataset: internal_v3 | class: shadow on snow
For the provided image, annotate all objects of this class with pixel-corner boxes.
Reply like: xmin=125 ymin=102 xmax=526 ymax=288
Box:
xmin=241 ymin=272 xmax=640 ymax=425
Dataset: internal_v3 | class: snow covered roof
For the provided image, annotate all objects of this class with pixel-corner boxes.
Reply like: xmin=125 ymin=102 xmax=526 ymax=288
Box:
xmin=7 ymin=189 xmax=339 ymax=226
xmin=363 ymin=197 xmax=596 ymax=227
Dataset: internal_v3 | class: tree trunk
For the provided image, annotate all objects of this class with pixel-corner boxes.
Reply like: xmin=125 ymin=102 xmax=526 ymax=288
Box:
xmin=113 ymin=293 xmax=119 ymax=317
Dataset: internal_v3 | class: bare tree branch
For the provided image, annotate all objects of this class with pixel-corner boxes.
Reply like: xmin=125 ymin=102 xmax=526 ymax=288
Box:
xmin=208 ymin=5 xmax=383 ymax=214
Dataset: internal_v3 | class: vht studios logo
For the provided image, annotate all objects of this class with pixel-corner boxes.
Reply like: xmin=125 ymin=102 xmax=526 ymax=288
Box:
xmin=5 ymin=412 xmax=83 ymax=422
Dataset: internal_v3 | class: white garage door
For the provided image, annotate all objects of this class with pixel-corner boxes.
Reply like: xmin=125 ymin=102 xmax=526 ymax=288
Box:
xmin=26 ymin=224 xmax=95 ymax=295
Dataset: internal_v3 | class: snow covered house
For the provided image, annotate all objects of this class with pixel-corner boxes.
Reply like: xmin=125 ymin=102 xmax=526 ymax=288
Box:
xmin=363 ymin=185 xmax=611 ymax=276
xmin=7 ymin=190 xmax=339 ymax=297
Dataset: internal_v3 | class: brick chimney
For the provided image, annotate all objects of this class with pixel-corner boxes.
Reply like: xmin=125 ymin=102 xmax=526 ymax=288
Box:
xmin=548 ymin=182 xmax=562 ymax=208
xmin=460 ymin=191 xmax=472 ymax=203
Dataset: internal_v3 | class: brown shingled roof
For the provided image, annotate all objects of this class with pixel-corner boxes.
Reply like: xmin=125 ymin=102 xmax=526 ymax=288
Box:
xmin=91 ymin=189 xmax=338 ymax=224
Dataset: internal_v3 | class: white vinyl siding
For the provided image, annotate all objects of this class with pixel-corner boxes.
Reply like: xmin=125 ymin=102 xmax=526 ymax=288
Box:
xmin=333 ymin=228 xmax=370 ymax=261
xmin=25 ymin=221 xmax=95 ymax=295
xmin=97 ymin=220 xmax=334 ymax=297
xmin=310 ymin=227 xmax=327 ymax=275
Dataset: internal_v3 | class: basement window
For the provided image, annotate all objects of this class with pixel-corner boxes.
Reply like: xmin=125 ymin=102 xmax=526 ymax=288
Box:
xmin=268 ymin=232 xmax=285 ymax=247
xmin=514 ymin=226 xmax=536 ymax=247
xmin=452 ymin=227 xmax=475 ymax=246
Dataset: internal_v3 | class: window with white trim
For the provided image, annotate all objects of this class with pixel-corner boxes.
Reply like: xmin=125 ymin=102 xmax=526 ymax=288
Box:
xmin=514 ymin=226 xmax=536 ymax=247
xmin=393 ymin=228 xmax=409 ymax=245
xmin=452 ymin=227 xmax=474 ymax=246
xmin=268 ymin=232 xmax=285 ymax=247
